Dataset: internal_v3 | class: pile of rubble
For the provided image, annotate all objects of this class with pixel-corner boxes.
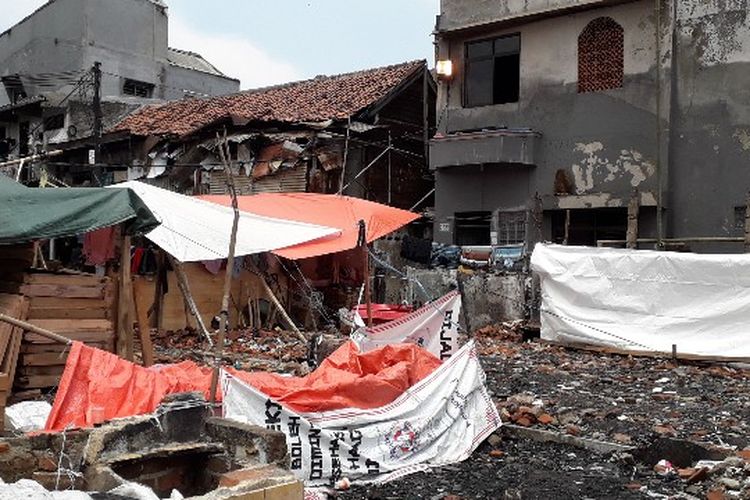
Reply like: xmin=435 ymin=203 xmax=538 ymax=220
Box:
xmin=342 ymin=321 xmax=750 ymax=499
xmin=150 ymin=327 xmax=318 ymax=375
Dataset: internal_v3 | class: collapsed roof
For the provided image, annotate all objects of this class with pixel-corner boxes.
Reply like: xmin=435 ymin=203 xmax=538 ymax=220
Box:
xmin=111 ymin=60 xmax=427 ymax=138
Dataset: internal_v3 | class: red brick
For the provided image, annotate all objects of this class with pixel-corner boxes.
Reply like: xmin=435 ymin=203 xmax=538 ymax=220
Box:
xmin=707 ymin=489 xmax=726 ymax=500
xmin=566 ymin=425 xmax=581 ymax=436
xmin=219 ymin=465 xmax=284 ymax=488
xmin=537 ymin=414 xmax=556 ymax=425
xmin=489 ymin=449 xmax=504 ymax=458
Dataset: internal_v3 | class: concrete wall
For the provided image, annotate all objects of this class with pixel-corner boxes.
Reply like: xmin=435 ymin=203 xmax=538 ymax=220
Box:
xmin=438 ymin=0 xmax=628 ymax=32
xmin=433 ymin=0 xmax=750 ymax=250
xmin=0 ymin=0 xmax=238 ymax=106
xmin=405 ymin=268 xmax=526 ymax=331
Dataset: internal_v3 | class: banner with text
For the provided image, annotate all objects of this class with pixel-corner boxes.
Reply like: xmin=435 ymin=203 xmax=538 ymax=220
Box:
xmin=221 ymin=340 xmax=500 ymax=486
xmin=351 ymin=291 xmax=462 ymax=361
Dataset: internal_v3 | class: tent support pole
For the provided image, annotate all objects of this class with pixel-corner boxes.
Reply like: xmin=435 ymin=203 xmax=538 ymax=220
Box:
xmin=259 ymin=276 xmax=306 ymax=343
xmin=358 ymin=220 xmax=373 ymax=327
xmin=170 ymin=257 xmax=213 ymax=346
xmin=133 ymin=280 xmax=155 ymax=367
xmin=210 ymin=132 xmax=241 ymax=406
xmin=117 ymin=233 xmax=134 ymax=360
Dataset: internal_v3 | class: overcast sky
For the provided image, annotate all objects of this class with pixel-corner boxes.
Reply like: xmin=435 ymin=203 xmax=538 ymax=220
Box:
xmin=3 ymin=0 xmax=439 ymax=90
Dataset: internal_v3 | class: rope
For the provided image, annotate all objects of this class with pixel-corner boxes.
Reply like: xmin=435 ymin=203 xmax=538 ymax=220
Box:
xmin=55 ymin=426 xmax=84 ymax=490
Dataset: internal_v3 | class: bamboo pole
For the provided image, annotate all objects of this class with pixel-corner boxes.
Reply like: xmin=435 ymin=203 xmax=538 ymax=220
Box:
xmin=170 ymin=256 xmax=213 ymax=346
xmin=258 ymin=276 xmax=306 ymax=343
xmin=209 ymin=132 xmax=241 ymax=406
xmin=0 ymin=313 xmax=72 ymax=345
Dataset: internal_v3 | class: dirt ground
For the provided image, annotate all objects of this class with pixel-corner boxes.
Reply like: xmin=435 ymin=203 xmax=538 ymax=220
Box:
xmin=340 ymin=324 xmax=750 ymax=500
xmin=151 ymin=323 xmax=750 ymax=499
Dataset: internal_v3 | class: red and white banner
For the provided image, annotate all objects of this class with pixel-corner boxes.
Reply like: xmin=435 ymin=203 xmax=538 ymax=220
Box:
xmin=351 ymin=291 xmax=462 ymax=361
xmin=221 ymin=340 xmax=500 ymax=486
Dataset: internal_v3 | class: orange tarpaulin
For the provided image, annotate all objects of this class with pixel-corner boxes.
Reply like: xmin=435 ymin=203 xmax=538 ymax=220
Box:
xmin=228 ymin=340 xmax=441 ymax=413
xmin=199 ymin=193 xmax=419 ymax=260
xmin=45 ymin=340 xmax=441 ymax=431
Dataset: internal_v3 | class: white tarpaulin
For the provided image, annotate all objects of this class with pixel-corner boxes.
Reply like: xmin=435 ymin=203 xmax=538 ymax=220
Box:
xmin=351 ymin=291 xmax=462 ymax=361
xmin=111 ymin=181 xmax=339 ymax=262
xmin=221 ymin=340 xmax=500 ymax=486
xmin=531 ymin=243 xmax=750 ymax=358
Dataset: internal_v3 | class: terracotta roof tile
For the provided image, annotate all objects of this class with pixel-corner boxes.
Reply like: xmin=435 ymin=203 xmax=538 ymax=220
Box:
xmin=111 ymin=60 xmax=425 ymax=137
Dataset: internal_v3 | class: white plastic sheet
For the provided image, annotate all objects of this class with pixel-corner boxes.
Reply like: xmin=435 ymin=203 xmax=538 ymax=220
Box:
xmin=351 ymin=291 xmax=462 ymax=361
xmin=531 ymin=243 xmax=750 ymax=358
xmin=221 ymin=340 xmax=500 ymax=486
xmin=111 ymin=181 xmax=339 ymax=262
xmin=5 ymin=401 xmax=51 ymax=432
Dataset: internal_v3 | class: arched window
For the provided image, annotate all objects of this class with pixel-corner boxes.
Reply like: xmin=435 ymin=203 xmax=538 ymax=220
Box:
xmin=578 ymin=17 xmax=624 ymax=93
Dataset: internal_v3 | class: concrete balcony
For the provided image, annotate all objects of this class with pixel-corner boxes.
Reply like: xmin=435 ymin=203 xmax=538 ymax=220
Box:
xmin=429 ymin=128 xmax=540 ymax=169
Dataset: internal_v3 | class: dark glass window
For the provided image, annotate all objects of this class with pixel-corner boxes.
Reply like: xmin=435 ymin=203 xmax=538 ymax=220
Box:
xmin=465 ymin=34 xmax=520 ymax=107
xmin=123 ymin=79 xmax=154 ymax=98
xmin=44 ymin=114 xmax=65 ymax=131
xmin=455 ymin=211 xmax=492 ymax=246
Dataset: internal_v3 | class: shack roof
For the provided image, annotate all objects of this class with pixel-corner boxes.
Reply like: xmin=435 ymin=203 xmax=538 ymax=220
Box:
xmin=111 ymin=60 xmax=426 ymax=138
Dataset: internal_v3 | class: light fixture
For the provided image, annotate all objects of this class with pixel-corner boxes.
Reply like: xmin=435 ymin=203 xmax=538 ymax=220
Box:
xmin=436 ymin=59 xmax=453 ymax=79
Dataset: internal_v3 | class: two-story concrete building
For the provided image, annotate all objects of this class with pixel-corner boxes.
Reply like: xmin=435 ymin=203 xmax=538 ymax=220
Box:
xmin=0 ymin=0 xmax=239 ymax=165
xmin=430 ymin=0 xmax=750 ymax=251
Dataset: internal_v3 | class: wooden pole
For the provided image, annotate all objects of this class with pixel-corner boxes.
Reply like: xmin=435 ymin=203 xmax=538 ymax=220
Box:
xmin=133 ymin=281 xmax=154 ymax=367
xmin=744 ymin=191 xmax=750 ymax=252
xmin=258 ymin=276 xmax=306 ymax=343
xmin=116 ymin=234 xmax=134 ymax=360
xmin=0 ymin=313 xmax=72 ymax=345
xmin=170 ymin=256 xmax=213 ymax=346
xmin=209 ymin=132 xmax=241 ymax=406
xmin=358 ymin=220 xmax=373 ymax=327
xmin=563 ymin=209 xmax=571 ymax=246
xmin=626 ymin=189 xmax=640 ymax=249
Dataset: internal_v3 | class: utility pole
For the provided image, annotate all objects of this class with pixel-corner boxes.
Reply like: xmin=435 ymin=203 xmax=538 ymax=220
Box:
xmin=92 ymin=61 xmax=103 ymax=184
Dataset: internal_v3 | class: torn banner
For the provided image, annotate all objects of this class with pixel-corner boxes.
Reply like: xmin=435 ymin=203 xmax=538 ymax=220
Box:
xmin=351 ymin=291 xmax=462 ymax=361
xmin=221 ymin=340 xmax=500 ymax=486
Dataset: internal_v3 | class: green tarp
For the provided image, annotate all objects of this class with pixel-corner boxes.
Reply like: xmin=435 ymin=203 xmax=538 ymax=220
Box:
xmin=0 ymin=175 xmax=159 ymax=244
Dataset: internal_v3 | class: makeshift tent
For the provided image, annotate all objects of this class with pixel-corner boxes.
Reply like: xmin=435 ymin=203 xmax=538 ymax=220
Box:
xmin=111 ymin=182 xmax=340 ymax=262
xmin=531 ymin=243 xmax=750 ymax=359
xmin=199 ymin=193 xmax=419 ymax=259
xmin=222 ymin=341 xmax=500 ymax=485
xmin=0 ymin=175 xmax=158 ymax=244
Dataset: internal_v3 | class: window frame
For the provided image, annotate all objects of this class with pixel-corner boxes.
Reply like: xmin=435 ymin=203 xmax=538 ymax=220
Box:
xmin=122 ymin=78 xmax=155 ymax=98
xmin=463 ymin=32 xmax=522 ymax=108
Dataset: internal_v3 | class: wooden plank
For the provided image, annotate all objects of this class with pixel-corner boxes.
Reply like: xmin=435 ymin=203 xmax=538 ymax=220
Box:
xmin=20 ymin=283 xmax=106 ymax=299
xmin=25 ymin=273 xmax=108 ymax=286
xmin=21 ymin=352 xmax=69 ymax=366
xmin=541 ymin=340 xmax=750 ymax=364
xmin=20 ymin=342 xmax=107 ymax=354
xmin=17 ymin=365 xmax=65 ymax=377
xmin=27 ymin=297 xmax=107 ymax=309
xmin=14 ymin=375 xmax=62 ymax=389
xmin=24 ymin=330 xmax=113 ymax=344
xmin=28 ymin=307 xmax=109 ymax=320
xmin=24 ymin=319 xmax=113 ymax=333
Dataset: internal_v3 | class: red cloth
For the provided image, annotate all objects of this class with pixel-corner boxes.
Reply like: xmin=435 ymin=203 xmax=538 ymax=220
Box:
xmin=46 ymin=340 xmax=441 ymax=431
xmin=83 ymin=226 xmax=116 ymax=266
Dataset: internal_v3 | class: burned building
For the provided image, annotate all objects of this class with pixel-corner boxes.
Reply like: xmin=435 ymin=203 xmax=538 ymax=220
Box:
xmin=71 ymin=60 xmax=436 ymax=216
xmin=430 ymin=0 xmax=750 ymax=251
